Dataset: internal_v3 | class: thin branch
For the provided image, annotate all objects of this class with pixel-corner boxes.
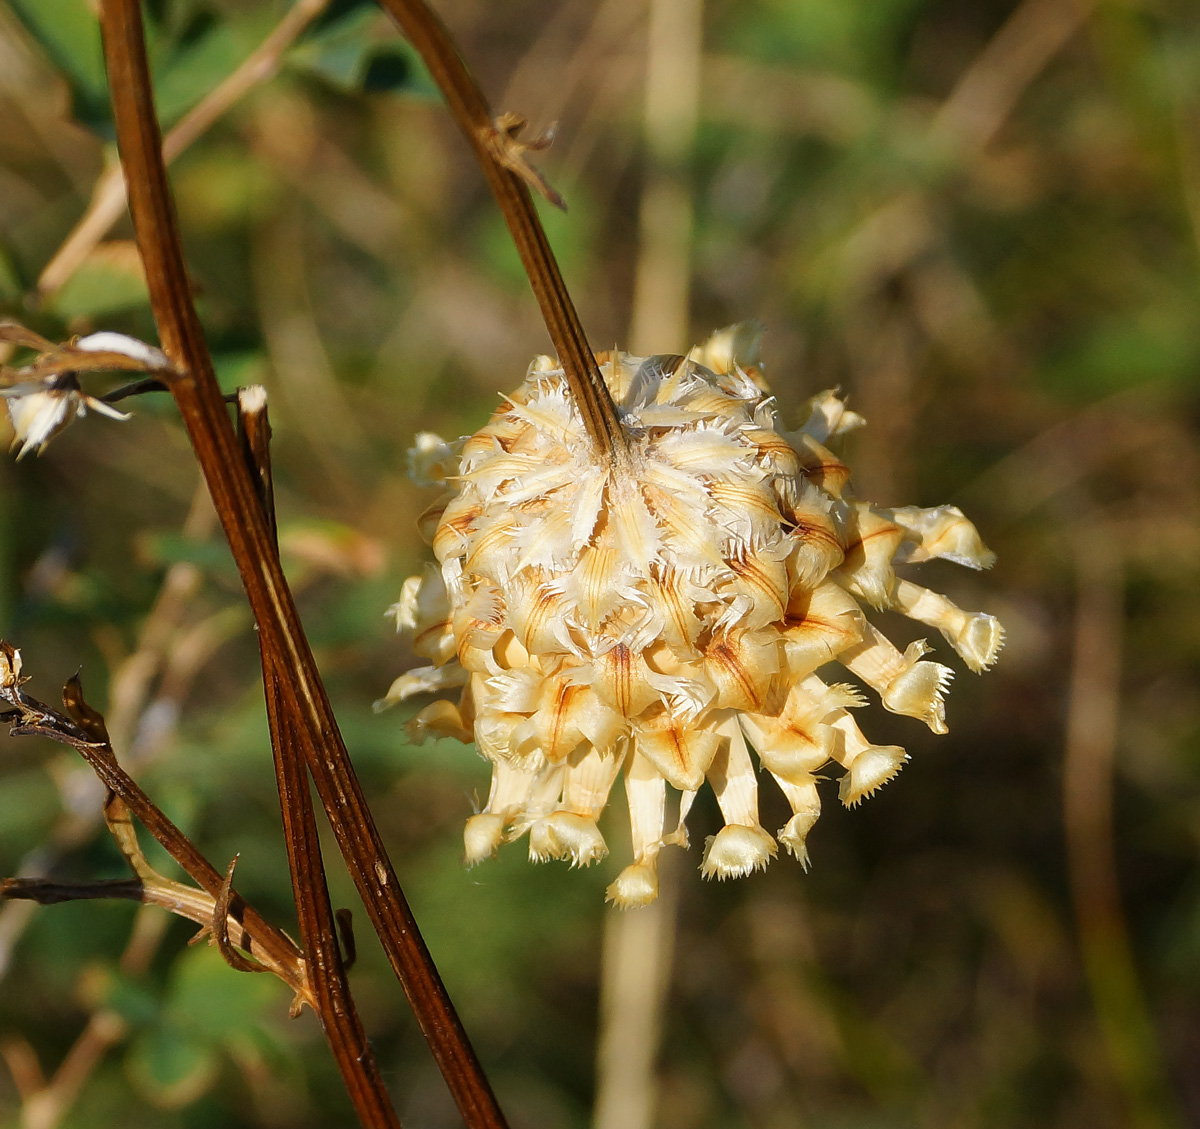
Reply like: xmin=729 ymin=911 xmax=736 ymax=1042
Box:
xmin=100 ymin=376 xmax=168 ymax=403
xmin=238 ymin=389 xmax=400 ymax=1129
xmin=98 ymin=8 xmax=508 ymax=1127
xmin=0 ymin=672 xmax=309 ymax=1000
xmin=2 ymin=878 xmax=145 ymax=905
xmin=0 ymin=482 xmax=216 ymax=989
xmin=373 ymin=0 xmax=628 ymax=463
xmin=930 ymin=0 xmax=1095 ymax=155
xmin=36 ymin=0 xmax=333 ymax=299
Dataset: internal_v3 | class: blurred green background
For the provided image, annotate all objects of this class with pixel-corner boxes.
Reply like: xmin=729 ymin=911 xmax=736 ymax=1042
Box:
xmin=1 ymin=0 xmax=1199 ymax=1126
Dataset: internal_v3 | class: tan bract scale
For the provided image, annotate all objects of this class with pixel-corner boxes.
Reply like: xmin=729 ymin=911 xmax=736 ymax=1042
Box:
xmin=388 ymin=326 xmax=1003 ymax=906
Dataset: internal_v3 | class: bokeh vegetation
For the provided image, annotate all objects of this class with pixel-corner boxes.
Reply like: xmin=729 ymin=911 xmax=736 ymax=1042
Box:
xmin=1 ymin=0 xmax=1199 ymax=1126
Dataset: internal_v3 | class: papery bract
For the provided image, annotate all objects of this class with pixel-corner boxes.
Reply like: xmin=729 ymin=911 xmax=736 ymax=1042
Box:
xmin=388 ymin=327 xmax=1003 ymax=905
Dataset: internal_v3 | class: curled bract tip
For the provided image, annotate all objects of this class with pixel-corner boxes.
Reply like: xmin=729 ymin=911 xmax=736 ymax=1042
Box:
xmin=388 ymin=327 xmax=1004 ymax=902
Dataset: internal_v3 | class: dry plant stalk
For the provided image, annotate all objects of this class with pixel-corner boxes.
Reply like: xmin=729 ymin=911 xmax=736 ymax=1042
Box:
xmin=4 ymin=0 xmax=619 ymax=1122
xmin=0 ymin=0 xmax=1016 ymax=1124
xmin=0 ymin=645 xmax=310 ymax=1003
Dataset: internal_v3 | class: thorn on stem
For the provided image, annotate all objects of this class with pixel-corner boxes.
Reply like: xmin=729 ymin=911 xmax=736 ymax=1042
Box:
xmin=211 ymin=855 xmax=266 ymax=975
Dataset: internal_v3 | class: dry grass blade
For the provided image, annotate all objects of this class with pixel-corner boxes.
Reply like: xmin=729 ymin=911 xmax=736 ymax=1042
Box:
xmin=1063 ymin=519 xmax=1180 ymax=1127
xmin=36 ymin=0 xmax=333 ymax=300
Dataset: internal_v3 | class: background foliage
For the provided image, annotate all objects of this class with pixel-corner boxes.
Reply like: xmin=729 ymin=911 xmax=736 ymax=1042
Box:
xmin=1 ymin=0 xmax=1199 ymax=1126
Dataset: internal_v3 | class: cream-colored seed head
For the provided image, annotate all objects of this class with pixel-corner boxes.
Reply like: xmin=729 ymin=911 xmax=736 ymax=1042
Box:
xmin=387 ymin=327 xmax=1003 ymax=906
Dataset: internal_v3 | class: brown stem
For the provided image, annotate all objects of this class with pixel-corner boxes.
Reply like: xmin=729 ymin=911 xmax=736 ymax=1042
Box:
xmin=4 ymin=713 xmax=307 ymax=996
xmin=37 ymin=0 xmax=333 ymax=299
xmin=269 ymin=676 xmax=401 ymax=1127
xmin=98 ymin=4 xmax=509 ymax=1127
xmin=1 ymin=878 xmax=145 ymax=905
xmin=373 ymin=0 xmax=628 ymax=463
xmin=238 ymin=391 xmax=401 ymax=1128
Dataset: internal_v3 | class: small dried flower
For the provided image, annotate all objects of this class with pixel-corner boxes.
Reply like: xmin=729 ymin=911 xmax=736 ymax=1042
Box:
xmin=0 ymin=642 xmax=25 ymax=691
xmin=0 ymin=323 xmax=172 ymax=458
xmin=0 ymin=374 xmax=131 ymax=459
xmin=388 ymin=327 xmax=1002 ymax=906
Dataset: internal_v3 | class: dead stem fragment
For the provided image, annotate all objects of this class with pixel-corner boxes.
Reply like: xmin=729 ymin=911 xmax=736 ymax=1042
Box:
xmin=99 ymin=2 xmax=505 ymax=1123
xmin=0 ymin=647 xmax=312 ymax=1006
xmin=375 ymin=0 xmax=627 ymax=465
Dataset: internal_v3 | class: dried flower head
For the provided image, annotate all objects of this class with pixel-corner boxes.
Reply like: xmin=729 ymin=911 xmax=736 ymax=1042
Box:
xmin=386 ymin=326 xmax=1002 ymax=906
xmin=0 ymin=642 xmax=25 ymax=691
xmin=0 ymin=373 xmax=130 ymax=459
xmin=0 ymin=323 xmax=172 ymax=458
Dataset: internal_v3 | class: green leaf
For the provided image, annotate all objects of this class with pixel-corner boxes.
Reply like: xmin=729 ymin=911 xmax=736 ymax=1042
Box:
xmin=289 ymin=5 xmax=436 ymax=97
xmin=7 ymin=0 xmax=109 ymax=127
xmin=0 ymin=244 xmax=23 ymax=299
xmin=126 ymin=1025 xmax=220 ymax=1110
xmin=163 ymin=946 xmax=286 ymax=1042
xmin=151 ymin=20 xmax=246 ymax=126
xmin=49 ymin=242 xmax=149 ymax=321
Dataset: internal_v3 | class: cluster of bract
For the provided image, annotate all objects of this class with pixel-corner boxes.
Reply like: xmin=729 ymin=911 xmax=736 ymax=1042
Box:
xmin=385 ymin=327 xmax=1002 ymax=906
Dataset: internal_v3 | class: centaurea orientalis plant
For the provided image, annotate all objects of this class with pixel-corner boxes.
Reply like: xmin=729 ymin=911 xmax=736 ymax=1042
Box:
xmin=387 ymin=325 xmax=1004 ymax=906
xmin=1 ymin=1 xmax=596 ymax=1126
xmin=0 ymin=0 xmax=1012 ymax=1124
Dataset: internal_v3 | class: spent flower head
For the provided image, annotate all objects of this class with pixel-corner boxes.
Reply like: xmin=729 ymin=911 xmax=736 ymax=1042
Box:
xmin=0 ymin=642 xmax=25 ymax=691
xmin=0 ymin=323 xmax=173 ymax=458
xmin=386 ymin=326 xmax=1003 ymax=906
